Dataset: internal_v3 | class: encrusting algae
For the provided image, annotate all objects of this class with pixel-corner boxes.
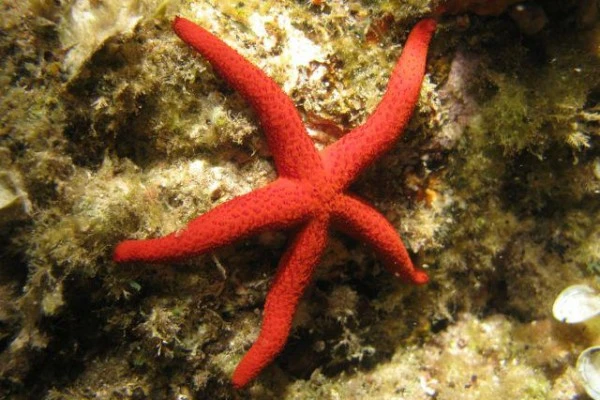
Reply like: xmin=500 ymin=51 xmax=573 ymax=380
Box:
xmin=0 ymin=0 xmax=599 ymax=399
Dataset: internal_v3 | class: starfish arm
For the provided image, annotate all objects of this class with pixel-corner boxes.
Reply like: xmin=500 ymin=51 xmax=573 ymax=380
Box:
xmin=113 ymin=178 xmax=312 ymax=263
xmin=321 ymin=19 xmax=437 ymax=190
xmin=232 ymin=216 xmax=329 ymax=388
xmin=331 ymin=194 xmax=428 ymax=284
xmin=172 ymin=17 xmax=322 ymax=179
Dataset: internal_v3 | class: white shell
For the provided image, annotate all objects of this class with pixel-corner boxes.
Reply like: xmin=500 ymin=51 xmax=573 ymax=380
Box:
xmin=552 ymin=284 xmax=600 ymax=324
xmin=578 ymin=346 xmax=600 ymax=400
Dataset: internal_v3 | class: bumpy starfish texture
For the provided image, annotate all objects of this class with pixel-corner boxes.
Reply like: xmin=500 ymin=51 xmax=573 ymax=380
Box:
xmin=114 ymin=16 xmax=436 ymax=388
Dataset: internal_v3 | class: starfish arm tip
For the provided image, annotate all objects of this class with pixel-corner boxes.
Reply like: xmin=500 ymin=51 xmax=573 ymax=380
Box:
xmin=114 ymin=239 xmax=165 ymax=263
xmin=411 ymin=269 xmax=429 ymax=285
xmin=393 ymin=266 xmax=428 ymax=285
xmin=113 ymin=240 xmax=136 ymax=263
xmin=419 ymin=18 xmax=438 ymax=32
xmin=231 ymin=367 xmax=253 ymax=390
xmin=172 ymin=15 xmax=182 ymax=32
xmin=389 ymin=263 xmax=429 ymax=285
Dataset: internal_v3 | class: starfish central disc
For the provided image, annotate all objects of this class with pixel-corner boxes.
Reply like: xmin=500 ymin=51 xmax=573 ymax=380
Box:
xmin=310 ymin=175 xmax=339 ymax=212
xmin=114 ymin=16 xmax=437 ymax=389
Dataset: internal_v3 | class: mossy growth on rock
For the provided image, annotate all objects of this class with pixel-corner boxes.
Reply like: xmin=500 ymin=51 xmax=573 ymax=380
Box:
xmin=0 ymin=0 xmax=599 ymax=399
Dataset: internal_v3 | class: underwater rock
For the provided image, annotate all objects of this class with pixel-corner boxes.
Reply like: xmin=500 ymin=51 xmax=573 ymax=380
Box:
xmin=440 ymin=0 xmax=522 ymax=15
xmin=59 ymin=0 xmax=148 ymax=78
xmin=576 ymin=0 xmax=598 ymax=29
xmin=0 ymin=169 xmax=31 ymax=228
xmin=508 ymin=2 xmax=548 ymax=35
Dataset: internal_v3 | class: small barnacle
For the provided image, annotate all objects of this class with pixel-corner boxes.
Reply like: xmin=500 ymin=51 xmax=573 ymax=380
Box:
xmin=554 ymin=284 xmax=600 ymax=400
xmin=91 ymin=96 xmax=109 ymax=111
xmin=578 ymin=346 xmax=600 ymax=400
xmin=553 ymin=284 xmax=600 ymax=324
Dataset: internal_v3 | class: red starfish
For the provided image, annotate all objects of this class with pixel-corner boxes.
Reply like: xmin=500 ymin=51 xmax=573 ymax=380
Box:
xmin=114 ymin=16 xmax=436 ymax=388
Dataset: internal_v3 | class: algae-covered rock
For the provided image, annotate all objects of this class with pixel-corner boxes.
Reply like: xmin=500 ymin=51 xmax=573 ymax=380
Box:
xmin=0 ymin=0 xmax=599 ymax=398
